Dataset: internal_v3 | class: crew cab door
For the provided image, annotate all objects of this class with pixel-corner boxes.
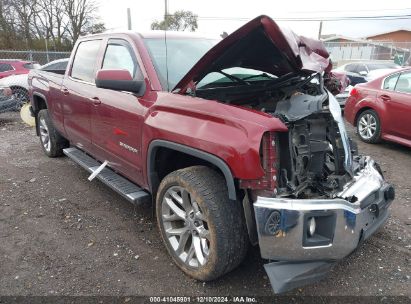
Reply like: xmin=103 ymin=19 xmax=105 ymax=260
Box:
xmin=90 ymin=38 xmax=147 ymax=186
xmin=382 ymin=71 xmax=411 ymax=139
xmin=62 ymin=39 xmax=103 ymax=152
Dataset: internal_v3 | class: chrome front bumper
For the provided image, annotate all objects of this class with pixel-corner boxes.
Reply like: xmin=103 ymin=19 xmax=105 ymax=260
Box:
xmin=254 ymin=157 xmax=394 ymax=261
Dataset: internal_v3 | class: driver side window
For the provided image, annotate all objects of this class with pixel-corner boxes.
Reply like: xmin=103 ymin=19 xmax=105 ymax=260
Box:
xmin=102 ymin=41 xmax=142 ymax=79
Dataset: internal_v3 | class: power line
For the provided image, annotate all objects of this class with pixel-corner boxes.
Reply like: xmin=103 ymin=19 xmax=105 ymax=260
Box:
xmin=193 ymin=14 xmax=411 ymax=22
xmin=286 ymin=7 xmax=411 ymax=14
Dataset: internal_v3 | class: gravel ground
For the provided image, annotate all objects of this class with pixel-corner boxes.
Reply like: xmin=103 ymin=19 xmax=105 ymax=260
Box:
xmin=0 ymin=112 xmax=410 ymax=297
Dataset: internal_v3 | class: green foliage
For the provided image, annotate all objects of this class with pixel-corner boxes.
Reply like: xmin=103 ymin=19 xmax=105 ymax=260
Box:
xmin=151 ymin=10 xmax=198 ymax=32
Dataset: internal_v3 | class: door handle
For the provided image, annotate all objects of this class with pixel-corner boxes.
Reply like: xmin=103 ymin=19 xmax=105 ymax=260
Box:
xmin=90 ymin=97 xmax=101 ymax=105
xmin=380 ymin=94 xmax=391 ymax=102
xmin=62 ymin=87 xmax=69 ymax=96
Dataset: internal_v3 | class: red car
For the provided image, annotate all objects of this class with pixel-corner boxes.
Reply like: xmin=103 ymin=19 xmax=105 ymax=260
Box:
xmin=28 ymin=16 xmax=394 ymax=293
xmin=0 ymin=60 xmax=40 ymax=79
xmin=345 ymin=67 xmax=411 ymax=147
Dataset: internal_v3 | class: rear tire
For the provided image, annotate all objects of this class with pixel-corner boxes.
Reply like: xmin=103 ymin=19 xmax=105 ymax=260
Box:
xmin=356 ymin=109 xmax=381 ymax=143
xmin=38 ymin=109 xmax=69 ymax=157
xmin=156 ymin=166 xmax=248 ymax=281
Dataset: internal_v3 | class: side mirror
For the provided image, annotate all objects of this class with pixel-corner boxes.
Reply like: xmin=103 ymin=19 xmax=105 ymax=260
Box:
xmin=358 ymin=71 xmax=368 ymax=76
xmin=95 ymin=69 xmax=145 ymax=95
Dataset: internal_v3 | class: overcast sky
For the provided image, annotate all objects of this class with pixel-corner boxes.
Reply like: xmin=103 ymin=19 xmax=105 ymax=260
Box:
xmin=98 ymin=0 xmax=411 ymax=39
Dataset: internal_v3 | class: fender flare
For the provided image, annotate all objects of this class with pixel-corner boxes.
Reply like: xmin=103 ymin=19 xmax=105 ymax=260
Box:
xmin=31 ymin=92 xmax=49 ymax=136
xmin=147 ymin=140 xmax=237 ymax=200
xmin=31 ymin=91 xmax=49 ymax=112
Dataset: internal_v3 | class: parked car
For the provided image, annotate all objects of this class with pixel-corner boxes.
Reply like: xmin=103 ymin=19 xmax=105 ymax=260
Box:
xmin=0 ymin=86 xmax=16 ymax=113
xmin=0 ymin=58 xmax=69 ymax=109
xmin=0 ymin=59 xmax=40 ymax=79
xmin=365 ymin=68 xmax=400 ymax=81
xmin=28 ymin=15 xmax=394 ymax=293
xmin=345 ymin=67 xmax=411 ymax=147
xmin=335 ymin=61 xmax=400 ymax=77
xmin=333 ymin=62 xmax=401 ymax=108
xmin=331 ymin=70 xmax=366 ymax=108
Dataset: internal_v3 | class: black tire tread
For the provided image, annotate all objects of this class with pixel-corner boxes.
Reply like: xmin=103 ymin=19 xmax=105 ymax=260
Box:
xmin=156 ymin=166 xmax=248 ymax=281
xmin=356 ymin=109 xmax=381 ymax=144
xmin=38 ymin=109 xmax=69 ymax=157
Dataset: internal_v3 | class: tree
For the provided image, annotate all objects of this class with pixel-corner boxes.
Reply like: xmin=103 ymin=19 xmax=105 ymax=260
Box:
xmin=83 ymin=21 xmax=106 ymax=35
xmin=9 ymin=0 xmax=38 ymax=48
xmin=63 ymin=0 xmax=98 ymax=43
xmin=151 ymin=10 xmax=198 ymax=32
xmin=34 ymin=0 xmax=67 ymax=49
xmin=220 ymin=31 xmax=228 ymax=39
xmin=0 ymin=0 xmax=105 ymax=50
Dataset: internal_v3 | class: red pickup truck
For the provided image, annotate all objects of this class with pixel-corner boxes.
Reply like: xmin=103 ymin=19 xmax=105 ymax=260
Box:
xmin=28 ymin=15 xmax=394 ymax=293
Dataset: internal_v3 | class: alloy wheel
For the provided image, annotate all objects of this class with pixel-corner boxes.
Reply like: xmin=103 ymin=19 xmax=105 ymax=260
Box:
xmin=358 ymin=113 xmax=377 ymax=140
xmin=161 ymin=186 xmax=210 ymax=268
xmin=39 ymin=117 xmax=51 ymax=152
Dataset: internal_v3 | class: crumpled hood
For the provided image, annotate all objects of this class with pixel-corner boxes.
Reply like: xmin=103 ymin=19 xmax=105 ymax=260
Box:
xmin=173 ymin=15 xmax=332 ymax=93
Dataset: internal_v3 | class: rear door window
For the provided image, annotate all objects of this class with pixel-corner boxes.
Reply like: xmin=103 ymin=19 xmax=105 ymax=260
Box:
xmin=71 ymin=40 xmax=102 ymax=83
xmin=0 ymin=63 xmax=13 ymax=72
xmin=395 ymin=72 xmax=411 ymax=94
xmin=383 ymin=74 xmax=400 ymax=90
xmin=42 ymin=61 xmax=68 ymax=72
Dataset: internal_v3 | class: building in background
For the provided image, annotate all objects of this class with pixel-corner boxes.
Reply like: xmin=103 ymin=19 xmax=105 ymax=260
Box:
xmin=321 ymin=31 xmax=411 ymax=66
xmin=366 ymin=29 xmax=411 ymax=45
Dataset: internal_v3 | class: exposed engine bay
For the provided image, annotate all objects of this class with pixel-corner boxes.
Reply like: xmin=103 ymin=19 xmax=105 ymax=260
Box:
xmin=275 ymin=110 xmax=356 ymax=198
xmin=195 ymin=73 xmax=363 ymax=199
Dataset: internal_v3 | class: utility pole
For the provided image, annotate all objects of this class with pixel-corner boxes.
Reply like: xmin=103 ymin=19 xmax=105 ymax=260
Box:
xmin=45 ymin=38 xmax=49 ymax=63
xmin=127 ymin=8 xmax=132 ymax=30
xmin=164 ymin=0 xmax=168 ymax=30
xmin=318 ymin=20 xmax=323 ymax=40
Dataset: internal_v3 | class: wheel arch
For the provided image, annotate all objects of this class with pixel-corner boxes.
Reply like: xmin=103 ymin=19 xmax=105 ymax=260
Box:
xmin=32 ymin=92 xmax=49 ymax=113
xmin=354 ymin=106 xmax=379 ymax=126
xmin=31 ymin=92 xmax=49 ymax=136
xmin=147 ymin=140 xmax=237 ymax=201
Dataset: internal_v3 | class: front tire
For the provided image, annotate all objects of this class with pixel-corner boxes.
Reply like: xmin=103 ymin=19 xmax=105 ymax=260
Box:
xmin=356 ymin=109 xmax=381 ymax=143
xmin=38 ymin=109 xmax=68 ymax=157
xmin=156 ymin=166 xmax=248 ymax=281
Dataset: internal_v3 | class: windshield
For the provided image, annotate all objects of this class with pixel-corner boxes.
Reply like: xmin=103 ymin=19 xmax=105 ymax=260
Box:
xmin=367 ymin=63 xmax=400 ymax=71
xmin=144 ymin=38 xmax=217 ymax=91
xmin=197 ymin=67 xmax=277 ymax=89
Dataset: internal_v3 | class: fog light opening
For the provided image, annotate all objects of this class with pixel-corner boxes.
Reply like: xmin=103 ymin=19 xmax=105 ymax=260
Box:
xmin=308 ymin=217 xmax=316 ymax=237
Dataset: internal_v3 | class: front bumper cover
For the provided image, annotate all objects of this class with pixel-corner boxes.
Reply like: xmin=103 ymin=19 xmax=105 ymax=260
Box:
xmin=253 ymin=157 xmax=394 ymax=293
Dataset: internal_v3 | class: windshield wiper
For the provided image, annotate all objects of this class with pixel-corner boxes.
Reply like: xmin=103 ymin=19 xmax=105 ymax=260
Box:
xmin=216 ymin=70 xmax=250 ymax=85
xmin=242 ymin=73 xmax=276 ymax=81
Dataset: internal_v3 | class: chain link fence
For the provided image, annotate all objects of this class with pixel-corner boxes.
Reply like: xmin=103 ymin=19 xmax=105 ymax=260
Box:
xmin=324 ymin=41 xmax=411 ymax=67
xmin=0 ymin=50 xmax=71 ymax=65
xmin=0 ymin=50 xmax=71 ymax=112
xmin=1 ymin=43 xmax=409 ymax=68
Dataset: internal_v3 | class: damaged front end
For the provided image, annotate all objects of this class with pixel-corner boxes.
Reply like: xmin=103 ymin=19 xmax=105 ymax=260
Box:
xmin=274 ymin=90 xmax=354 ymax=199
xmin=253 ymin=92 xmax=394 ymax=293
xmin=255 ymin=156 xmax=394 ymax=292
xmin=172 ymin=15 xmax=394 ymax=293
